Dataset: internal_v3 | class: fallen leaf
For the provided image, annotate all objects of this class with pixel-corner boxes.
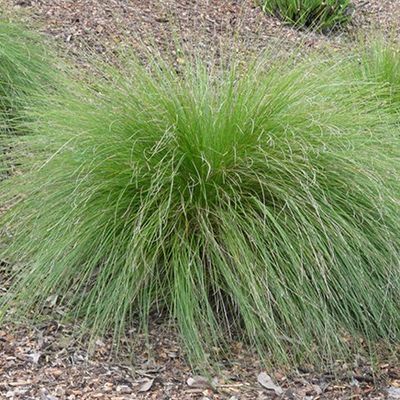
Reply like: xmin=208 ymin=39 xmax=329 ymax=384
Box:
xmin=187 ymin=375 xmax=214 ymax=390
xmin=40 ymin=389 xmax=58 ymax=400
xmin=257 ymin=372 xmax=283 ymax=395
xmin=28 ymin=352 xmax=42 ymax=364
xmin=138 ymin=379 xmax=154 ymax=392
xmin=45 ymin=294 xmax=58 ymax=308
xmin=116 ymin=385 xmax=131 ymax=394
xmin=312 ymin=384 xmax=322 ymax=395
xmin=9 ymin=381 xmax=32 ymax=387
xmin=388 ymin=387 xmax=400 ymax=399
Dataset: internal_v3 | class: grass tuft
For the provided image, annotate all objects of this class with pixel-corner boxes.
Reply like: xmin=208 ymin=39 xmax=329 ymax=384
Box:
xmin=1 ymin=49 xmax=400 ymax=368
xmin=0 ymin=20 xmax=57 ymax=134
xmin=261 ymin=0 xmax=352 ymax=31
xmin=353 ymin=38 xmax=400 ymax=109
xmin=0 ymin=20 xmax=63 ymax=180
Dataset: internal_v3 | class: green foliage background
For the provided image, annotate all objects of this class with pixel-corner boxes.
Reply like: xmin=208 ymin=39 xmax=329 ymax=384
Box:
xmin=261 ymin=0 xmax=352 ymax=31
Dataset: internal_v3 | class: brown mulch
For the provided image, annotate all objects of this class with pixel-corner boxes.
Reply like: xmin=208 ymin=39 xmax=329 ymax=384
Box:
xmin=2 ymin=0 xmax=400 ymax=59
xmin=1 ymin=1 xmax=400 ymax=399
xmin=1 ymin=319 xmax=400 ymax=400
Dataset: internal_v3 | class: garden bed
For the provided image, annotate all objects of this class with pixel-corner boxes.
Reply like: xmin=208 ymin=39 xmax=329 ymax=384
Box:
xmin=1 ymin=1 xmax=400 ymax=399
xmin=3 ymin=0 xmax=400 ymax=57
xmin=1 ymin=319 xmax=400 ymax=399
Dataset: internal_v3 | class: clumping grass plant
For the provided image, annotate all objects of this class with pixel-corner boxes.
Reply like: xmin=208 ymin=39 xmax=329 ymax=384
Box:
xmin=261 ymin=0 xmax=352 ymax=31
xmin=354 ymin=38 xmax=400 ymax=109
xmin=0 ymin=21 xmax=63 ymax=181
xmin=0 ymin=49 xmax=400 ymax=368
xmin=0 ymin=20 xmax=56 ymax=134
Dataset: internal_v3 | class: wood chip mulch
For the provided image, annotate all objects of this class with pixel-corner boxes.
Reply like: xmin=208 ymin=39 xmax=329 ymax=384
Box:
xmin=2 ymin=0 xmax=400 ymax=58
xmin=1 ymin=319 xmax=400 ymax=400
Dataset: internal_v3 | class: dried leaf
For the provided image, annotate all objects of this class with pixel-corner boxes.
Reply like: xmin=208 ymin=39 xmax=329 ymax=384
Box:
xmin=9 ymin=381 xmax=32 ymax=387
xmin=257 ymin=372 xmax=283 ymax=395
xmin=40 ymin=389 xmax=58 ymax=400
xmin=138 ymin=379 xmax=154 ymax=392
xmin=116 ymin=385 xmax=131 ymax=394
xmin=187 ymin=375 xmax=213 ymax=390
xmin=45 ymin=294 xmax=58 ymax=308
xmin=388 ymin=387 xmax=400 ymax=399
xmin=312 ymin=384 xmax=322 ymax=395
xmin=28 ymin=352 xmax=42 ymax=364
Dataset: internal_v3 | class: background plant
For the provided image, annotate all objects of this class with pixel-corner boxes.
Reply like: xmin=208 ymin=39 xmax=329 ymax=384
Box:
xmin=353 ymin=38 xmax=400 ymax=109
xmin=261 ymin=0 xmax=352 ymax=31
xmin=0 ymin=20 xmax=58 ymax=133
xmin=0 ymin=48 xmax=399 ymax=368
xmin=0 ymin=20 xmax=63 ymax=181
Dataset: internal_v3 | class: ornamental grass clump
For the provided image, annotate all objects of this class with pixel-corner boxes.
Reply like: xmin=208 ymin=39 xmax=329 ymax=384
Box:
xmin=262 ymin=0 xmax=352 ymax=31
xmin=0 ymin=21 xmax=56 ymax=134
xmin=354 ymin=39 xmax=400 ymax=109
xmin=1 ymin=50 xmax=400 ymax=367
xmin=0 ymin=21 xmax=62 ymax=180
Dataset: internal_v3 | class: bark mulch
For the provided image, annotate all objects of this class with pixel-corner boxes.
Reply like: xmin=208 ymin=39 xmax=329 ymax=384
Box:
xmin=1 ymin=319 xmax=400 ymax=400
xmin=2 ymin=0 xmax=400 ymax=58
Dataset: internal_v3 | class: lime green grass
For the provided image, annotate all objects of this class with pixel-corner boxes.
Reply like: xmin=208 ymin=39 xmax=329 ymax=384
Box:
xmin=0 ymin=48 xmax=399 ymax=368
xmin=354 ymin=39 xmax=400 ymax=109
xmin=0 ymin=20 xmax=62 ymax=179
xmin=261 ymin=0 xmax=352 ymax=31
xmin=0 ymin=20 xmax=56 ymax=134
